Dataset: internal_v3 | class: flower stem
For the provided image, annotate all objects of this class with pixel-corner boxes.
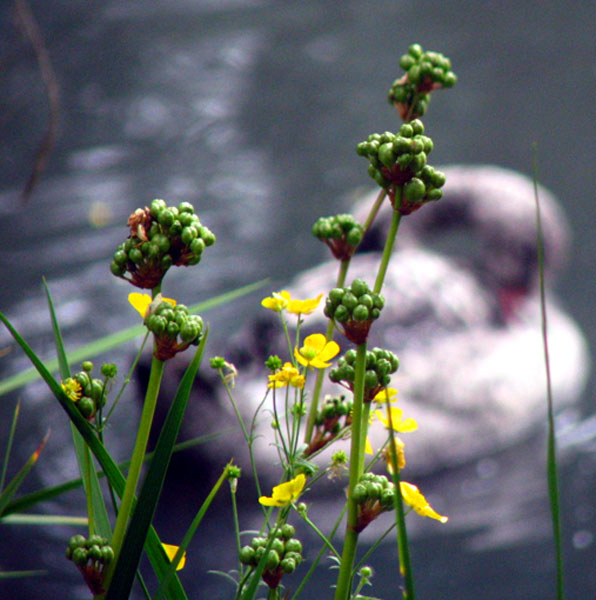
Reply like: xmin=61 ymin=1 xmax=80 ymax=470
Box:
xmin=373 ymin=188 xmax=402 ymax=295
xmin=334 ymin=342 xmax=368 ymax=600
xmin=386 ymin=405 xmax=415 ymax=599
xmin=304 ymin=257 xmax=350 ymax=445
xmin=103 ymin=354 xmax=165 ymax=591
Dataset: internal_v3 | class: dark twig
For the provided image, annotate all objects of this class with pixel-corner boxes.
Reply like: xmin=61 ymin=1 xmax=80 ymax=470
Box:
xmin=14 ymin=0 xmax=61 ymax=202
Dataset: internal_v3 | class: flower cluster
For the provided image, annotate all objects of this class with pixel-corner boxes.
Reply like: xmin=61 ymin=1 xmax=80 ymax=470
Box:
xmin=388 ymin=43 xmax=457 ymax=121
xmin=306 ymin=394 xmax=353 ymax=456
xmin=61 ymin=361 xmax=115 ymax=421
xmin=65 ymin=534 xmax=114 ymax=595
xmin=324 ymin=279 xmax=385 ymax=344
xmin=329 ymin=347 xmax=399 ymax=402
xmin=312 ymin=214 xmax=364 ymax=260
xmin=239 ymin=525 xmax=303 ymax=589
xmin=352 ymin=473 xmax=397 ymax=532
xmin=110 ymin=199 xmax=215 ymax=288
xmin=143 ymin=299 xmax=204 ymax=361
xmin=356 ymin=120 xmax=446 ymax=213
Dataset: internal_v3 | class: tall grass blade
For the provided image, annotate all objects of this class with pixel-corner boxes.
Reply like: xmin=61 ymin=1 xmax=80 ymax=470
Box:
xmin=154 ymin=462 xmax=231 ymax=600
xmin=43 ymin=279 xmax=111 ymax=539
xmin=0 ymin=432 xmax=49 ymax=516
xmin=532 ymin=147 xmax=564 ymax=600
xmin=0 ymin=399 xmax=21 ymax=492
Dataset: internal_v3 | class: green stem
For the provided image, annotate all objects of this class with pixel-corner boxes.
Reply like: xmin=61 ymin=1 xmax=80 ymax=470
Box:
xmin=373 ymin=189 xmax=402 ymax=295
xmin=334 ymin=342 xmax=368 ymax=600
xmin=386 ymin=406 xmax=415 ymax=599
xmin=103 ymin=355 xmax=165 ymax=589
xmin=362 ymin=189 xmax=387 ymax=238
xmin=304 ymin=257 xmax=350 ymax=445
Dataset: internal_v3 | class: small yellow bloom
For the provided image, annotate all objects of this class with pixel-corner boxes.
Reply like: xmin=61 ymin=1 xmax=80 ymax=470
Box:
xmin=375 ymin=407 xmax=418 ymax=433
xmin=400 ymin=482 xmax=448 ymax=523
xmin=261 ymin=290 xmax=291 ymax=312
xmin=267 ymin=362 xmax=305 ymax=389
xmin=128 ymin=292 xmax=176 ymax=319
xmin=162 ymin=543 xmax=186 ymax=570
xmin=373 ymin=387 xmax=399 ymax=403
xmin=287 ymin=293 xmax=323 ymax=316
xmin=259 ymin=473 xmax=306 ymax=507
xmin=61 ymin=378 xmax=82 ymax=402
xmin=384 ymin=437 xmax=406 ymax=473
xmin=294 ymin=334 xmax=340 ymax=369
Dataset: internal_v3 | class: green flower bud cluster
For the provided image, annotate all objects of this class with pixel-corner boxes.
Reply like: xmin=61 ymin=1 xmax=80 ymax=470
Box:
xmin=324 ymin=279 xmax=384 ymax=344
xmin=145 ymin=300 xmax=204 ymax=361
xmin=312 ymin=214 xmax=364 ymax=260
xmin=305 ymin=395 xmax=353 ymax=457
xmin=357 ymin=120 xmax=431 ymax=186
xmin=388 ymin=43 xmax=457 ymax=121
xmin=69 ymin=361 xmax=115 ymax=421
xmin=239 ymin=524 xmax=303 ymax=589
xmin=65 ymin=534 xmax=114 ymax=594
xmin=111 ymin=199 xmax=215 ymax=289
xmin=351 ymin=473 xmax=397 ymax=532
xmin=356 ymin=121 xmax=446 ymax=214
xmin=329 ymin=347 xmax=399 ymax=403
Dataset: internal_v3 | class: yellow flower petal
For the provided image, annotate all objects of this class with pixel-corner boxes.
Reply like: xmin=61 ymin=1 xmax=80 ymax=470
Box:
xmin=294 ymin=334 xmax=340 ymax=369
xmin=365 ymin=436 xmax=373 ymax=455
xmin=261 ymin=290 xmax=291 ymax=312
xmin=375 ymin=407 xmax=418 ymax=433
xmin=258 ymin=473 xmax=306 ymax=507
xmin=162 ymin=543 xmax=187 ymax=570
xmin=128 ymin=292 xmax=176 ymax=319
xmin=373 ymin=387 xmax=399 ymax=403
xmin=287 ymin=293 xmax=324 ymax=315
xmin=400 ymin=482 xmax=448 ymax=523
xmin=61 ymin=378 xmax=82 ymax=402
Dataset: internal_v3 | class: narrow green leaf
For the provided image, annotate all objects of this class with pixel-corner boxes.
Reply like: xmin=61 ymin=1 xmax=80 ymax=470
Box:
xmin=0 ymin=399 xmax=21 ymax=492
xmin=43 ymin=279 xmax=111 ymax=540
xmin=0 ymin=279 xmax=268 ymax=397
xmin=0 ymin=432 xmax=49 ymax=516
xmin=0 ymin=570 xmax=48 ymax=579
xmin=154 ymin=462 xmax=231 ymax=600
xmin=106 ymin=330 xmax=208 ymax=600
xmin=0 ymin=311 xmax=188 ymax=600
xmin=2 ymin=513 xmax=88 ymax=526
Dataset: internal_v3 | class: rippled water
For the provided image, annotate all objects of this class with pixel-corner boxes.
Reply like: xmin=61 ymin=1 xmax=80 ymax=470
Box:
xmin=1 ymin=1 xmax=595 ymax=598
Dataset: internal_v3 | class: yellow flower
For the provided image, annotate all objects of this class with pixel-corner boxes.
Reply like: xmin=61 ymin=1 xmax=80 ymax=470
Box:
xmin=384 ymin=437 xmax=406 ymax=473
xmin=375 ymin=407 xmax=418 ymax=433
xmin=373 ymin=387 xmax=399 ymax=403
xmin=258 ymin=473 xmax=306 ymax=507
xmin=287 ymin=293 xmax=323 ymax=315
xmin=294 ymin=334 xmax=340 ymax=369
xmin=261 ymin=291 xmax=291 ymax=312
xmin=61 ymin=378 xmax=82 ymax=402
xmin=162 ymin=543 xmax=186 ymax=570
xmin=128 ymin=292 xmax=176 ymax=319
xmin=400 ymin=482 xmax=448 ymax=523
xmin=267 ymin=362 xmax=305 ymax=389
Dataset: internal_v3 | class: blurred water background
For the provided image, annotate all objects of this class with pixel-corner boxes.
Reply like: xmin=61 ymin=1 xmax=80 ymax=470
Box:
xmin=0 ymin=1 xmax=595 ymax=598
